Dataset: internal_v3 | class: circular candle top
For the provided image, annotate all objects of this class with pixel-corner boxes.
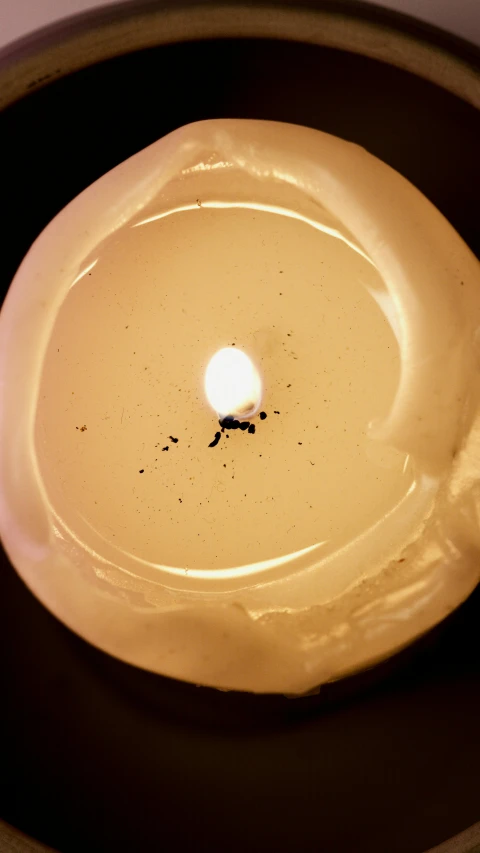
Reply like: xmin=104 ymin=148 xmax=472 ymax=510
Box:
xmin=1 ymin=119 xmax=480 ymax=693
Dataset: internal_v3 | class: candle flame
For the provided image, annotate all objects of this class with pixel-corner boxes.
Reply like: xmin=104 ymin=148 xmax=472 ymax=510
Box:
xmin=205 ymin=348 xmax=262 ymax=418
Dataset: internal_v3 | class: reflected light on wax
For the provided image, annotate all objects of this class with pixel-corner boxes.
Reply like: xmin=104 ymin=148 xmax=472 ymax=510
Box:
xmin=205 ymin=347 xmax=262 ymax=418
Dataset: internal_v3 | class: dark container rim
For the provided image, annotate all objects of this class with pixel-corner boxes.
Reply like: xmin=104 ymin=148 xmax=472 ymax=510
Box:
xmin=0 ymin=0 xmax=479 ymax=112
xmin=1 ymin=2 xmax=479 ymax=852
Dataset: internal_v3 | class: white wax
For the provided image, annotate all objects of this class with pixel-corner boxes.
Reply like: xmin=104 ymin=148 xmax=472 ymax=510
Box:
xmin=1 ymin=120 xmax=480 ymax=693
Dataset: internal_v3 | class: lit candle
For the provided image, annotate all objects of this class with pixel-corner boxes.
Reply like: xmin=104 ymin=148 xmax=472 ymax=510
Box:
xmin=1 ymin=119 xmax=479 ymax=693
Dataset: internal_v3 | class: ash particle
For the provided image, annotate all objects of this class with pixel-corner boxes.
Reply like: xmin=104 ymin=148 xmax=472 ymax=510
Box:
xmin=209 ymin=432 xmax=222 ymax=448
xmin=220 ymin=416 xmax=239 ymax=430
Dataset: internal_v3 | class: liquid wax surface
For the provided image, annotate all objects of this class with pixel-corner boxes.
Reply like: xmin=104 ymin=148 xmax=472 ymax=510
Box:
xmin=36 ymin=203 xmax=419 ymax=575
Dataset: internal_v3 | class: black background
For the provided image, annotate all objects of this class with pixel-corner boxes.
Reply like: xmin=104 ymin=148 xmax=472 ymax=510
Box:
xmin=1 ymin=30 xmax=480 ymax=853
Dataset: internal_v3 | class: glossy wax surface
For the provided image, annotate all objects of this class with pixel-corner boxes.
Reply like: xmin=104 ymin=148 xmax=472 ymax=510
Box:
xmin=1 ymin=118 xmax=480 ymax=692
xmin=37 ymin=202 xmax=414 ymax=581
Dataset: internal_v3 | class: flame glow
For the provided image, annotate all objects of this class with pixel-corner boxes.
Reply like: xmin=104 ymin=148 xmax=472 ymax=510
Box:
xmin=205 ymin=348 xmax=262 ymax=418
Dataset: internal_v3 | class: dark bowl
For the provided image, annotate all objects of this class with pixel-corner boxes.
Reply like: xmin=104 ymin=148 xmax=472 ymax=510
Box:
xmin=1 ymin=2 xmax=480 ymax=852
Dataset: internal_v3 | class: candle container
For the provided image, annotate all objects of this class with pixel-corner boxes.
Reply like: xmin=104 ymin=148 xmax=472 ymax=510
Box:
xmin=1 ymin=3 xmax=479 ymax=853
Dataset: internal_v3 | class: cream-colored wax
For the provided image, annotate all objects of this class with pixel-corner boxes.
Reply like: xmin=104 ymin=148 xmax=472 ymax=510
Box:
xmin=36 ymin=200 xmax=428 ymax=605
xmin=1 ymin=120 xmax=480 ymax=692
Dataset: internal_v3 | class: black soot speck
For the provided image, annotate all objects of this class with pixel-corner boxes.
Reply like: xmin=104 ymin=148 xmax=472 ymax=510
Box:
xmin=209 ymin=432 xmax=222 ymax=448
